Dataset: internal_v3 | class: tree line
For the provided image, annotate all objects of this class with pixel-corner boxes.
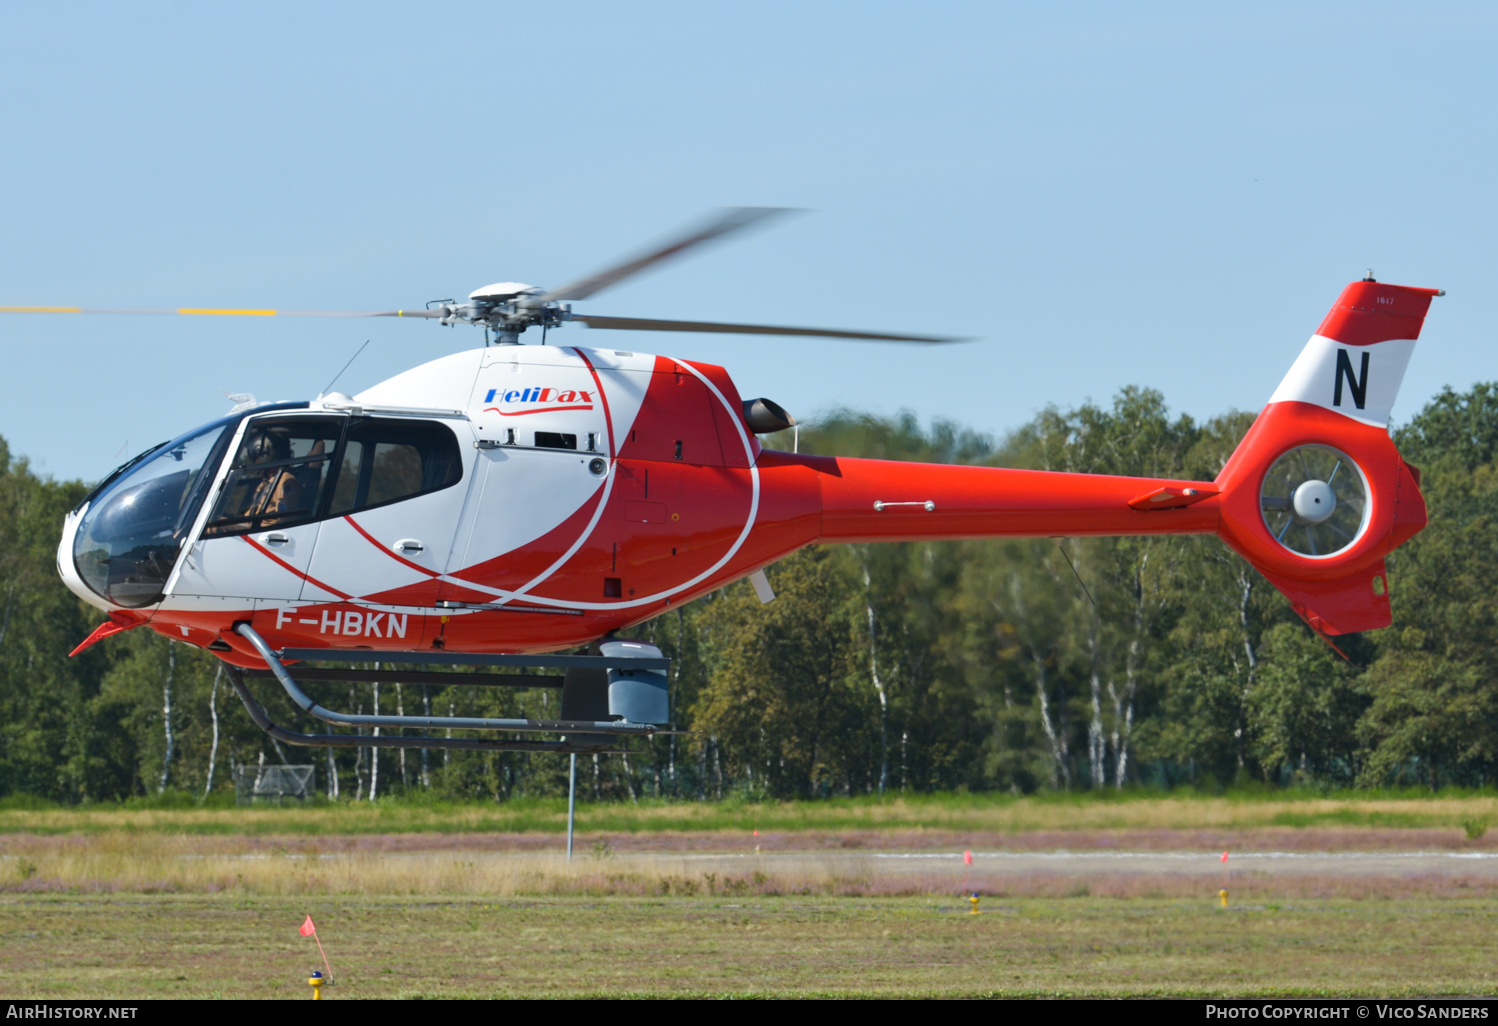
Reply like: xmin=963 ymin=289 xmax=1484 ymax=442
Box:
xmin=2 ymin=382 xmax=1497 ymax=802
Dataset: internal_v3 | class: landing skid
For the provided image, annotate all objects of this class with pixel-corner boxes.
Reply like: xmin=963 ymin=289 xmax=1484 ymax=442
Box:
xmin=227 ymin=623 xmax=678 ymax=754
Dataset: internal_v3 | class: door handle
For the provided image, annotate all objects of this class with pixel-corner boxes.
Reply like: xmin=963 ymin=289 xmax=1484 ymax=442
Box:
xmin=265 ymin=533 xmax=290 ymax=546
xmin=395 ymin=539 xmax=425 ymax=555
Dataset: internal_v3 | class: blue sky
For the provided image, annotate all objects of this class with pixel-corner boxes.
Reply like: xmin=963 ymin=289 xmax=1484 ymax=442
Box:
xmin=2 ymin=2 xmax=1495 ymax=481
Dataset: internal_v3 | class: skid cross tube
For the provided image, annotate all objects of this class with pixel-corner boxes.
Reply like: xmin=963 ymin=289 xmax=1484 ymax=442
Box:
xmin=235 ymin=624 xmax=664 ymax=735
xmin=279 ymin=648 xmax=670 ymax=670
xmin=225 ymin=669 xmax=619 ymax=754
xmin=243 ymin=667 xmax=564 ymax=688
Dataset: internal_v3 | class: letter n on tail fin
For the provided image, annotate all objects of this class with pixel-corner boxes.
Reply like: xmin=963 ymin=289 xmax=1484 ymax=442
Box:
xmin=1333 ymin=349 xmax=1370 ymax=410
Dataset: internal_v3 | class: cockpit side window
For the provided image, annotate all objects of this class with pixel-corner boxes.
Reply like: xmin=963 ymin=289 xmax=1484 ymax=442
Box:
xmin=202 ymin=416 xmax=343 ymax=537
xmin=328 ymin=418 xmax=462 ymax=516
xmin=194 ymin=415 xmax=461 ymax=537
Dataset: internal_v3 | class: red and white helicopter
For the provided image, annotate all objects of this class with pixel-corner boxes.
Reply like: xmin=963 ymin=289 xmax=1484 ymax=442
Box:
xmin=13 ymin=209 xmax=1440 ymax=753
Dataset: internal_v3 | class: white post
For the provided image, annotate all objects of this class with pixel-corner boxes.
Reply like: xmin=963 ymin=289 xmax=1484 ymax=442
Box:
xmin=158 ymin=641 xmax=176 ymax=793
xmin=369 ymin=667 xmax=380 ymax=801
xmin=204 ymin=665 xmax=221 ymax=799
xmin=567 ymin=753 xmax=577 ymax=862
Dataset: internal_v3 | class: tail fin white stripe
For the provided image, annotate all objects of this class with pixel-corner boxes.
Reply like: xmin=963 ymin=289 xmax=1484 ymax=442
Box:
xmin=1266 ymin=334 xmax=1416 ymax=429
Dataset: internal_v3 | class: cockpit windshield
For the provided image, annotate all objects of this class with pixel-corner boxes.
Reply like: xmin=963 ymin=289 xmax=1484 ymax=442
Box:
xmin=72 ymin=415 xmax=238 ymax=607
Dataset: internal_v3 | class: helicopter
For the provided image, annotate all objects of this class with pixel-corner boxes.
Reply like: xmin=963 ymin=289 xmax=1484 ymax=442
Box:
xmin=8 ymin=209 xmax=1439 ymax=754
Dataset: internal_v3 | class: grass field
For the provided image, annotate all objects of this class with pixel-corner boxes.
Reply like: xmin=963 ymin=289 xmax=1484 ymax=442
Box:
xmin=2 ymin=790 xmax=1497 ymax=837
xmin=4 ymin=833 xmax=1498 ymax=900
xmin=1 ymin=893 xmax=1494 ymax=998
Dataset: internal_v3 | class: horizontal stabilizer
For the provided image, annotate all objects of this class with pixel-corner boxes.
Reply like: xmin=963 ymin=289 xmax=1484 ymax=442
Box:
xmin=1127 ymin=485 xmax=1219 ymax=511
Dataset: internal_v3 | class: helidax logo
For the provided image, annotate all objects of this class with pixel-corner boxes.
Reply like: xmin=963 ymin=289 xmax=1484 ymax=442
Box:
xmin=483 ymin=386 xmax=596 ymax=416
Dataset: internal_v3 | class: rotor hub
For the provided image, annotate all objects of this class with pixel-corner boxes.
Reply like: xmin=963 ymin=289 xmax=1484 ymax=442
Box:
xmin=431 ymin=288 xmax=571 ymax=340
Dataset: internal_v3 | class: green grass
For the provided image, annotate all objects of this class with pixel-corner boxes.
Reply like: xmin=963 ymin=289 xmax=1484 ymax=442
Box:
xmin=1 ymin=893 xmax=1494 ymax=998
xmin=5 ymin=789 xmax=1498 ymax=836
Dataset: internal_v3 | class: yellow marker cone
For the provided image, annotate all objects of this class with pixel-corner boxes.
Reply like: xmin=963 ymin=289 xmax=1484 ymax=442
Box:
xmin=309 ymin=970 xmax=326 ymax=999
xmin=969 ymin=892 xmax=981 ymax=915
xmin=1219 ymin=889 xmax=1228 ymax=908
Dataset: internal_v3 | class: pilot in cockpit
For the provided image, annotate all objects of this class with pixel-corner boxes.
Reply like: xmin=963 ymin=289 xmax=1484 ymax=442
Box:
xmin=237 ymin=429 xmax=304 ymax=521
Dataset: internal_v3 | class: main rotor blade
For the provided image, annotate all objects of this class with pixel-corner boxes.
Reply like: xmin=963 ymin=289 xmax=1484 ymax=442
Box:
xmin=0 ymin=306 xmax=444 ymax=318
xmin=573 ymin=313 xmax=964 ymax=344
xmin=538 ymin=207 xmax=792 ymax=304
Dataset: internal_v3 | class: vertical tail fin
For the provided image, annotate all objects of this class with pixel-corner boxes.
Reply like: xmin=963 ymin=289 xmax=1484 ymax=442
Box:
xmin=1214 ymin=280 xmax=1441 ymax=635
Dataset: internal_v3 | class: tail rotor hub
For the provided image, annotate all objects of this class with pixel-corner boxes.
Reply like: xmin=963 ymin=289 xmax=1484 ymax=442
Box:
xmin=1291 ymin=478 xmax=1337 ymax=524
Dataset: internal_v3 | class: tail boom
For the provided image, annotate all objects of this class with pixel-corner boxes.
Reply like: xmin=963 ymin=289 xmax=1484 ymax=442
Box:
xmin=788 ymin=453 xmax=1221 ymax=544
xmin=772 ymin=280 xmax=1437 ymax=636
xmin=794 ymin=389 xmax=1427 ymax=633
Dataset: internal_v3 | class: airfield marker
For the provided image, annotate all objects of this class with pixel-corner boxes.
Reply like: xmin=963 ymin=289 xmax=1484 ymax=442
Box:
xmin=963 ymin=849 xmax=973 ymax=893
xmin=1220 ymin=850 xmax=1230 ymax=907
xmin=299 ymin=915 xmax=334 ymax=989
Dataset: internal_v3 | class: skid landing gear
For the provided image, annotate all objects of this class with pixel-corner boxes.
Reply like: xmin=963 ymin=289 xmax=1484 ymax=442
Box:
xmin=226 ymin=623 xmax=680 ymax=755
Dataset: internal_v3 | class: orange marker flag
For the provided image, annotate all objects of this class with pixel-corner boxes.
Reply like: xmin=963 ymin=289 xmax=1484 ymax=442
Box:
xmin=1221 ymin=850 xmax=1229 ymax=863
xmin=299 ymin=915 xmax=333 ymax=981
xmin=964 ymin=850 xmax=973 ymax=866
